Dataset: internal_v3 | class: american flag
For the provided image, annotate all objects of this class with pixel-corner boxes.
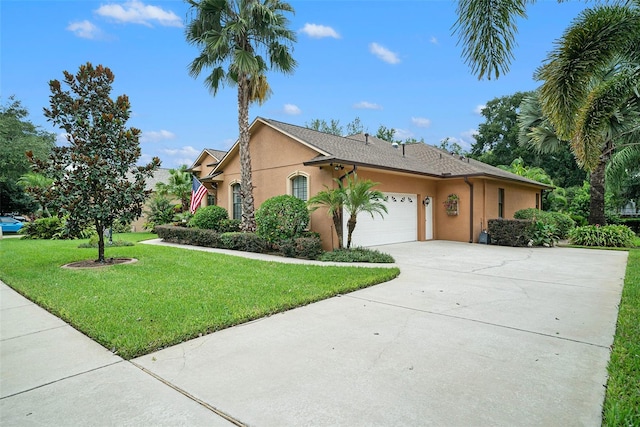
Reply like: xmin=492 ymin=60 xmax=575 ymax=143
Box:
xmin=189 ymin=176 xmax=207 ymax=214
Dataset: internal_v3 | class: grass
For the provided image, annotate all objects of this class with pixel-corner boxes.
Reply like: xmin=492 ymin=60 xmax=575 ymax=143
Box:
xmin=602 ymin=244 xmax=640 ymax=426
xmin=0 ymin=233 xmax=399 ymax=359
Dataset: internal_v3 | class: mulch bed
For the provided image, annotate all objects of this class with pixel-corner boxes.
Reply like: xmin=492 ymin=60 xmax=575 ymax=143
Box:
xmin=62 ymin=258 xmax=138 ymax=269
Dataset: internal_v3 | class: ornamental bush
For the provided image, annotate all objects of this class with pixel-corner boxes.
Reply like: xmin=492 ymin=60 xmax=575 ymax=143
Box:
xmin=255 ymin=195 xmax=309 ymax=244
xmin=488 ymin=218 xmax=533 ymax=247
xmin=278 ymin=236 xmax=323 ymax=259
xmin=220 ymin=232 xmax=267 ymax=253
xmin=189 ymin=205 xmax=229 ymax=230
xmin=568 ymin=225 xmax=636 ymax=247
xmin=514 ymin=208 xmax=575 ymax=239
xmin=320 ymin=247 xmax=395 ymax=263
xmin=156 ymin=225 xmax=222 ymax=247
xmin=21 ymin=216 xmax=93 ymax=240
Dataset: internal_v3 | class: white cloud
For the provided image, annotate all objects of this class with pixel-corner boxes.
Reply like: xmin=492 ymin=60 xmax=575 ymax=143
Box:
xmin=369 ymin=42 xmax=400 ymax=64
xmin=300 ymin=23 xmax=340 ymax=39
xmin=67 ymin=20 xmax=103 ymax=39
xmin=160 ymin=145 xmax=199 ymax=157
xmin=394 ymin=128 xmax=413 ymax=140
xmin=96 ymin=0 xmax=182 ymax=27
xmin=474 ymin=104 xmax=486 ymax=115
xmin=411 ymin=117 xmax=431 ymax=128
xmin=430 ymin=36 xmax=438 ymax=45
xmin=141 ymin=129 xmax=176 ymax=143
xmin=353 ymin=101 xmax=382 ymax=110
xmin=461 ymin=128 xmax=479 ymax=141
xmin=283 ymin=104 xmax=301 ymax=115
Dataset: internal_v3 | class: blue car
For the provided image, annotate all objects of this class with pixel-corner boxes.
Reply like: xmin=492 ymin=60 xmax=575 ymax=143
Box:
xmin=0 ymin=216 xmax=24 ymax=233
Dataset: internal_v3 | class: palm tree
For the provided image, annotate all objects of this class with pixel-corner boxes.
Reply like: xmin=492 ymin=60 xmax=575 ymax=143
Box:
xmin=185 ymin=0 xmax=297 ymax=232
xmin=156 ymin=165 xmax=192 ymax=212
xmin=307 ymin=180 xmax=346 ymax=248
xmin=531 ymin=3 xmax=640 ymax=224
xmin=342 ymin=174 xmax=388 ymax=249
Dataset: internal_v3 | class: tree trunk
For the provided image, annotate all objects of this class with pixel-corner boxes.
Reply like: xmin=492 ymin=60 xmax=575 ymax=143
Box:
xmin=588 ymin=158 xmax=607 ymax=226
xmin=346 ymin=214 xmax=357 ymax=249
xmin=332 ymin=210 xmax=343 ymax=249
xmin=96 ymin=220 xmax=105 ymax=263
xmin=237 ymin=75 xmax=256 ymax=232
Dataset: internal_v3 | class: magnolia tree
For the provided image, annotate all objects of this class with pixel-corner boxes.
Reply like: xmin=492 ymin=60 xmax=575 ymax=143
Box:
xmin=28 ymin=62 xmax=160 ymax=262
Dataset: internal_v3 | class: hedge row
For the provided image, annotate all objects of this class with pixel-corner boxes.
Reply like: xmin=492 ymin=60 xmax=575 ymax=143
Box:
xmin=155 ymin=225 xmax=322 ymax=259
xmin=488 ymin=219 xmax=534 ymax=247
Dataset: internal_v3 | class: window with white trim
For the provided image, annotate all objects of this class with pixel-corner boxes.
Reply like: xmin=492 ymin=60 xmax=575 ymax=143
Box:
xmin=232 ymin=183 xmax=241 ymax=220
xmin=291 ymin=175 xmax=308 ymax=201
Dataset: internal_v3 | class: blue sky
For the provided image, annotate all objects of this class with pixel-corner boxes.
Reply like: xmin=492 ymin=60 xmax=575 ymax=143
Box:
xmin=1 ymin=0 xmax=590 ymax=168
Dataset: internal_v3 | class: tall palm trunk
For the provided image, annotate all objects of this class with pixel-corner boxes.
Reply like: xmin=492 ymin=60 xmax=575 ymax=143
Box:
xmin=237 ymin=75 xmax=256 ymax=232
xmin=346 ymin=214 xmax=357 ymax=249
xmin=333 ymin=210 xmax=343 ymax=249
xmin=588 ymin=158 xmax=607 ymax=225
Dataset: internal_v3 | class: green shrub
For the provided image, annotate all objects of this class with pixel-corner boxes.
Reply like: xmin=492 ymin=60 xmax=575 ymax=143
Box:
xmin=568 ymin=225 xmax=636 ymax=247
xmin=172 ymin=212 xmax=193 ymax=227
xmin=320 ymin=247 xmax=395 ymax=263
xmin=110 ymin=219 xmax=132 ymax=233
xmin=189 ymin=205 xmax=229 ymax=230
xmin=255 ymin=195 xmax=309 ymax=244
xmin=514 ymin=208 xmax=575 ymax=239
xmin=220 ymin=232 xmax=267 ymax=253
xmin=529 ymin=220 xmax=559 ymax=247
xmin=218 ymin=219 xmax=241 ymax=233
xmin=21 ymin=216 xmax=93 ymax=240
xmin=278 ymin=236 xmax=323 ymax=259
xmin=488 ymin=218 xmax=533 ymax=247
xmin=155 ymin=225 xmax=221 ymax=247
xmin=78 ymin=236 xmax=134 ymax=248
xmin=144 ymin=196 xmax=175 ymax=230
xmin=571 ymin=214 xmax=588 ymax=227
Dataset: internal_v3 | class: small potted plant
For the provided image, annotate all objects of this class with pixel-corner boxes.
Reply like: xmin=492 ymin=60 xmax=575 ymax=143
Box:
xmin=443 ymin=194 xmax=459 ymax=215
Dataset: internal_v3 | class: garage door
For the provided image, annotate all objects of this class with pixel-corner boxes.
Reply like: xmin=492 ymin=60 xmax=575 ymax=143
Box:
xmin=344 ymin=192 xmax=418 ymax=247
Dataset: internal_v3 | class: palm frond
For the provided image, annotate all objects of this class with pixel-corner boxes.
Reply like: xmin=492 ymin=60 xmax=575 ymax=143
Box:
xmin=453 ymin=0 xmax=527 ymax=80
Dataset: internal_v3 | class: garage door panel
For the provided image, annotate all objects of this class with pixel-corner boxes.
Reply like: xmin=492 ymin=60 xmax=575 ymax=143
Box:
xmin=345 ymin=192 xmax=417 ymax=247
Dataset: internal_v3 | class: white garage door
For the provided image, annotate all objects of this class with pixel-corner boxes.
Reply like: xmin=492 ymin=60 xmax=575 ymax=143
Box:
xmin=344 ymin=192 xmax=418 ymax=247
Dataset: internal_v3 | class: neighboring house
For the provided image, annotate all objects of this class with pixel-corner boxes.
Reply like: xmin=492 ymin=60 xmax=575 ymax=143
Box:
xmin=130 ymin=167 xmax=172 ymax=232
xmin=190 ymin=118 xmax=552 ymax=249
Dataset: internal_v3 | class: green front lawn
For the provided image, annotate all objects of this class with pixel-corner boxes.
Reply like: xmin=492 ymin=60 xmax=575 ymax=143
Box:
xmin=603 ymin=246 xmax=640 ymax=426
xmin=0 ymin=233 xmax=399 ymax=359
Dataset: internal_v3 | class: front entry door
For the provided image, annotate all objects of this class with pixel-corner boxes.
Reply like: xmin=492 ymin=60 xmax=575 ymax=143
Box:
xmin=425 ymin=196 xmax=433 ymax=240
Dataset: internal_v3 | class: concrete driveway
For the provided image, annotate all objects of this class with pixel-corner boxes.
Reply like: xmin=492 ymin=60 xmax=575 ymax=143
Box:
xmin=1 ymin=241 xmax=628 ymax=426
xmin=133 ymin=241 xmax=627 ymax=426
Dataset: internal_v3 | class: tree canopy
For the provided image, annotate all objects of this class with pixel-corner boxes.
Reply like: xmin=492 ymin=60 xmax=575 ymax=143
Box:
xmin=30 ymin=62 xmax=160 ymax=262
xmin=0 ymin=97 xmax=55 ymax=213
xmin=470 ymin=91 xmax=585 ymax=188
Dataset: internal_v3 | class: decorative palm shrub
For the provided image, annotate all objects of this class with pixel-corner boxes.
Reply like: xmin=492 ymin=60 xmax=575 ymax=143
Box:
xmin=255 ymin=195 xmax=309 ymax=245
xmin=569 ymin=225 xmax=636 ymax=247
xmin=189 ymin=205 xmax=229 ymax=230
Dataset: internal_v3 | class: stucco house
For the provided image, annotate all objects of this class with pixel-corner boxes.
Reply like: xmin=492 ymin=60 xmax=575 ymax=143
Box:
xmin=190 ymin=117 xmax=552 ymax=249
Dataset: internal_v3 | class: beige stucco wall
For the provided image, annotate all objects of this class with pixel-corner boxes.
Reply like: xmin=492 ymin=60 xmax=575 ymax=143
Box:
xmin=215 ymin=124 xmax=337 ymax=249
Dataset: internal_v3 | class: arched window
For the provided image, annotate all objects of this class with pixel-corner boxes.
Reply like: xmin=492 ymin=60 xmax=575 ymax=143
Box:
xmin=232 ymin=183 xmax=242 ymax=220
xmin=289 ymin=173 xmax=308 ymax=201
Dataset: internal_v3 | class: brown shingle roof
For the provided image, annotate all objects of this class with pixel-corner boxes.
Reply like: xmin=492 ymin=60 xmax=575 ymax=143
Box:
xmin=260 ymin=118 xmax=551 ymax=188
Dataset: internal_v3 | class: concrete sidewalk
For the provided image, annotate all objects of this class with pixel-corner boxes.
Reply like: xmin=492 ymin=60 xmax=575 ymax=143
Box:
xmin=1 ymin=241 xmax=629 ymax=426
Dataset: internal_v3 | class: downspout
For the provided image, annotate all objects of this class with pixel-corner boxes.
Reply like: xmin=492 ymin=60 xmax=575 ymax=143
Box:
xmin=339 ymin=165 xmax=357 ymax=182
xmin=464 ymin=177 xmax=474 ymax=243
